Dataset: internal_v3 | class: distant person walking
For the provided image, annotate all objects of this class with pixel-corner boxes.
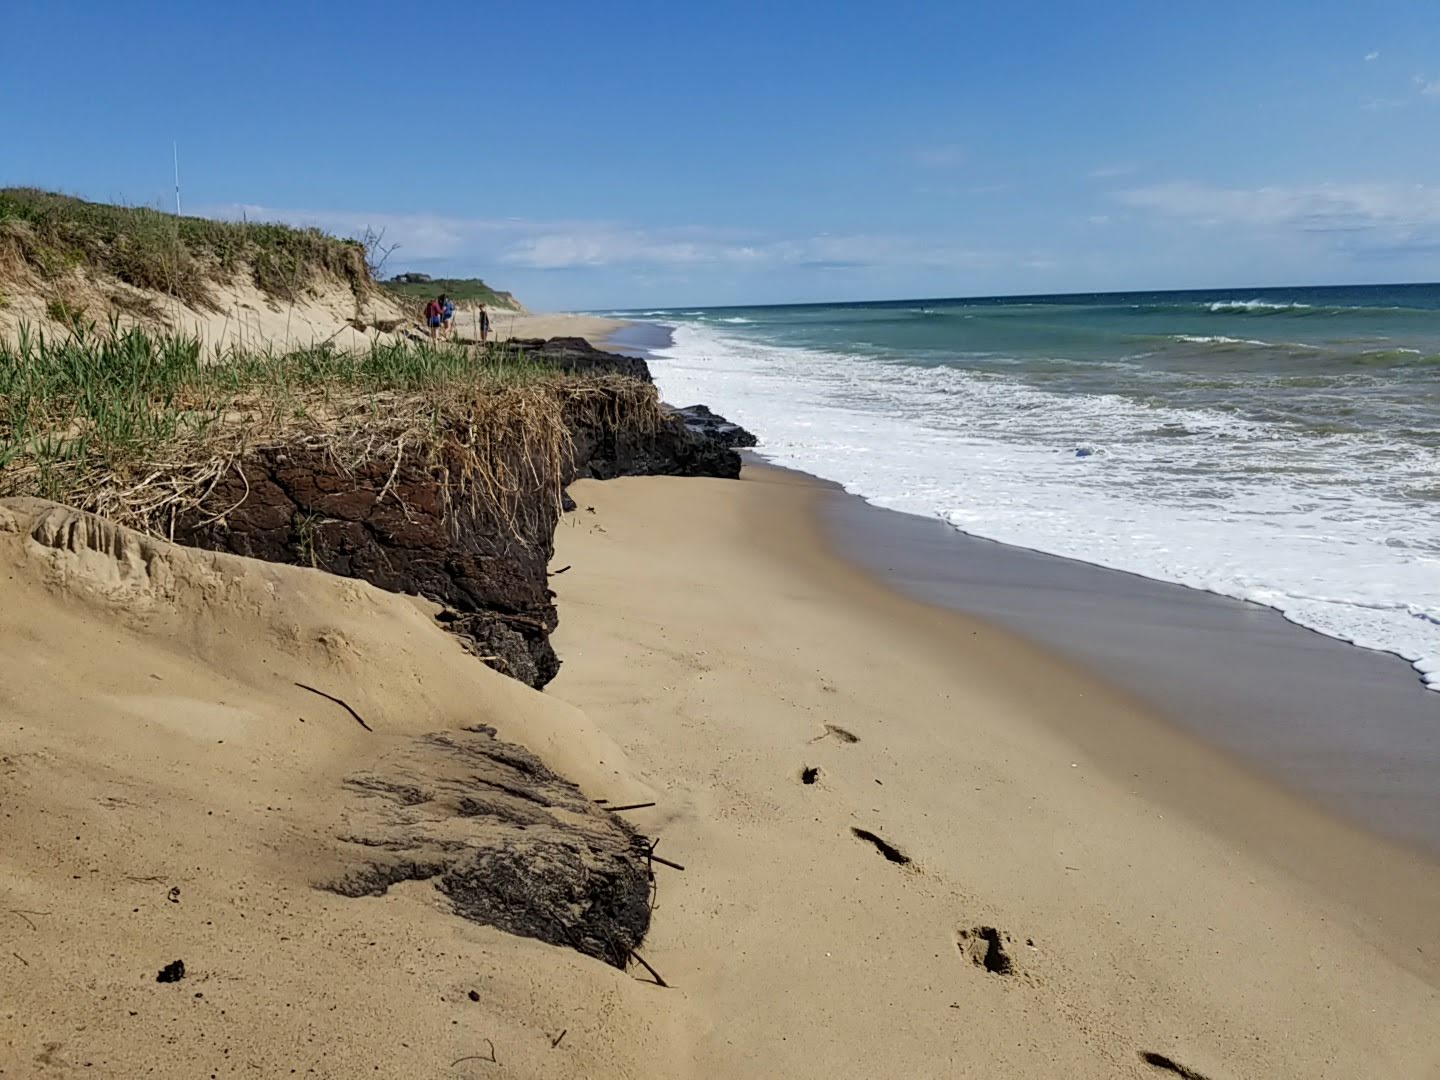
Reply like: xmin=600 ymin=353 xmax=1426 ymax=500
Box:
xmin=478 ymin=304 xmax=492 ymax=344
xmin=441 ymin=295 xmax=456 ymax=339
xmin=424 ymin=295 xmax=445 ymax=342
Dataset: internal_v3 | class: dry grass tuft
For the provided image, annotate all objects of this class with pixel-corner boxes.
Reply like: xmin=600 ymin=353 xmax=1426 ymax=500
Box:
xmin=0 ymin=324 xmax=662 ymax=543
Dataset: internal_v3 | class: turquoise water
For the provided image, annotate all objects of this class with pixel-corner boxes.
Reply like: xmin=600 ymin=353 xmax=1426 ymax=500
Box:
xmin=613 ymin=284 xmax=1440 ymax=690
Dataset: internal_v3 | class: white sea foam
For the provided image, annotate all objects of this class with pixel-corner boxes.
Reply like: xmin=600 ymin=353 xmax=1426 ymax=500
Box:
xmin=1173 ymin=334 xmax=1275 ymax=347
xmin=651 ymin=321 xmax=1440 ymax=691
xmin=1208 ymin=299 xmax=1313 ymax=312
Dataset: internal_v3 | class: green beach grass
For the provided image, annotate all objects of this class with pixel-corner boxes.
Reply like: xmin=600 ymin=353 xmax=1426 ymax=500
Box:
xmin=0 ymin=322 xmax=658 ymax=536
xmin=0 ymin=188 xmax=370 ymax=311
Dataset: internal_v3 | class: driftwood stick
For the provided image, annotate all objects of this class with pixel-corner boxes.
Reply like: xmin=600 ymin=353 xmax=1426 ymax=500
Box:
xmin=605 ymin=802 xmax=657 ymax=813
xmin=630 ymin=950 xmax=669 ymax=988
xmin=550 ymin=1029 xmax=567 ymax=1049
xmin=294 ymin=683 xmax=373 ymax=732
xmin=649 ymin=852 xmax=686 ymax=872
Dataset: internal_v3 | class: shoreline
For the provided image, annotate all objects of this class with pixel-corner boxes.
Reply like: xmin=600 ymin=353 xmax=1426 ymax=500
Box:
xmin=549 ymin=465 xmax=1440 ymax=1076
xmin=620 ymin=317 xmax=1440 ymax=858
xmin=740 ymin=465 xmax=1440 ymax=967
xmin=820 ymin=467 xmax=1440 ymax=858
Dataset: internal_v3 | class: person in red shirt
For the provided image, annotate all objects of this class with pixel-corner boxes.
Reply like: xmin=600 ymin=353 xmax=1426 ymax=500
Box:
xmin=424 ymin=296 xmax=445 ymax=342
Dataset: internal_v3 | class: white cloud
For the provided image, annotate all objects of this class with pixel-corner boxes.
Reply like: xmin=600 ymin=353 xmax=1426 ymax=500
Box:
xmin=1116 ymin=181 xmax=1440 ymax=254
xmin=1086 ymin=215 xmax=1112 ymax=226
xmin=1089 ymin=164 xmax=1136 ymax=179
xmin=203 ymin=203 xmax=1005 ymax=274
xmin=1416 ymin=76 xmax=1440 ymax=97
xmin=1364 ymin=50 xmax=1380 ymax=62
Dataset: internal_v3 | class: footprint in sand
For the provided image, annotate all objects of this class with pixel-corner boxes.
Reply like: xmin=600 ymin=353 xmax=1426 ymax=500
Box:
xmin=956 ymin=925 xmax=1016 ymax=975
xmin=811 ymin=723 xmax=859 ymax=745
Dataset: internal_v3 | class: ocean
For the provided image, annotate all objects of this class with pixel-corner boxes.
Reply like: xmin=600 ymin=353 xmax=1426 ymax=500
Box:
xmin=607 ymin=284 xmax=1440 ymax=692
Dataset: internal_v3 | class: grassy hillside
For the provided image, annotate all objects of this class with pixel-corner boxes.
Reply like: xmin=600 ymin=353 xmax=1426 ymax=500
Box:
xmin=0 ymin=188 xmax=373 ymax=312
xmin=383 ymin=276 xmax=521 ymax=310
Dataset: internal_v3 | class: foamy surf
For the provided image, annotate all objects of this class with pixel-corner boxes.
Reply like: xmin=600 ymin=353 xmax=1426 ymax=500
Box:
xmin=649 ymin=317 xmax=1440 ymax=692
xmin=1208 ymin=299 xmax=1313 ymax=312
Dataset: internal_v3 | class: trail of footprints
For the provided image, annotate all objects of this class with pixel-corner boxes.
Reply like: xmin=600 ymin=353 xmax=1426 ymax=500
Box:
xmin=799 ymin=710 xmax=1218 ymax=1080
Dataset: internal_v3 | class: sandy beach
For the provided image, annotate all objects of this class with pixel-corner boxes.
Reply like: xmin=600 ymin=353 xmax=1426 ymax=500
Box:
xmin=0 ymin=336 xmax=1434 ymax=1077
xmin=550 ymin=465 xmax=1440 ymax=1078
xmin=3 ymin=425 xmax=1438 ymax=1077
xmin=492 ymin=312 xmax=629 ymax=347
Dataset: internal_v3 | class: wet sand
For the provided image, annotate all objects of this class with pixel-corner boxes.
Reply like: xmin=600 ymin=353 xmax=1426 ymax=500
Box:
xmin=823 ymin=481 xmax=1440 ymax=856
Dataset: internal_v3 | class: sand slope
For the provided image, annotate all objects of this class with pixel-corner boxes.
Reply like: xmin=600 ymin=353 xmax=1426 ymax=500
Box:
xmin=549 ymin=470 xmax=1440 ymax=1080
xmin=0 ymin=274 xmax=420 ymax=352
xmin=0 ymin=268 xmax=615 ymax=354
xmin=0 ymin=499 xmax=692 ymax=1078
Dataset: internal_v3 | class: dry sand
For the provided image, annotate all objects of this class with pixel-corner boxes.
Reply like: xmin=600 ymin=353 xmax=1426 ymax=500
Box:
xmin=0 ymin=499 xmax=696 ymax=1077
xmin=489 ymin=312 xmax=629 ymax=347
xmin=549 ymin=467 xmax=1440 ymax=1079
xmin=6 ymin=463 xmax=1439 ymax=1078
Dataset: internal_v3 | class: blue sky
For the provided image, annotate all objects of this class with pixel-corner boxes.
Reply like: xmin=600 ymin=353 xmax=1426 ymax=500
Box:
xmin=5 ymin=0 xmax=1440 ymax=309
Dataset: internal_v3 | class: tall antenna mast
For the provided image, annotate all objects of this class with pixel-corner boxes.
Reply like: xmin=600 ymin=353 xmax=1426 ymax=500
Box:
xmin=173 ymin=142 xmax=181 ymax=215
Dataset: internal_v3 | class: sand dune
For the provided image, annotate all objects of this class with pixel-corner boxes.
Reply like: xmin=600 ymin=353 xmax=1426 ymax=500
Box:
xmin=0 ymin=499 xmax=692 ymax=1077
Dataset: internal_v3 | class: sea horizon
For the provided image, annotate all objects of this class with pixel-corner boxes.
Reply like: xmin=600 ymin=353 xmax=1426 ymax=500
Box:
xmin=595 ymin=277 xmax=1440 ymax=317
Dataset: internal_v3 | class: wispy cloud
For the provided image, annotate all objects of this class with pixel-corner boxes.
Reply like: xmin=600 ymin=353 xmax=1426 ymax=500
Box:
xmin=204 ymin=202 xmax=1010 ymax=274
xmin=1415 ymin=75 xmax=1440 ymax=97
xmin=1089 ymin=164 xmax=1136 ymax=179
xmin=1116 ymin=180 xmax=1440 ymax=253
xmin=1364 ymin=50 xmax=1380 ymax=62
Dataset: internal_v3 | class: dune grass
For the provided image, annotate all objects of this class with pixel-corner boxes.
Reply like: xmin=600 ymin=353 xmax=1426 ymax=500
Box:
xmin=0 ymin=322 xmax=660 ymax=538
xmin=0 ymin=188 xmax=370 ymax=311
xmin=383 ymin=276 xmax=520 ymax=310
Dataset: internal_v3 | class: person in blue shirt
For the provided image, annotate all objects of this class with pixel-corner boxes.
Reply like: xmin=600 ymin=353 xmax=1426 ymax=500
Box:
xmin=441 ymin=295 xmax=456 ymax=339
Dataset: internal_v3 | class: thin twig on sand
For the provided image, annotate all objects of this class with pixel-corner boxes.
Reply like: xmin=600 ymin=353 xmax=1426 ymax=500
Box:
xmin=451 ymin=1038 xmax=498 ymax=1067
xmin=6 ymin=910 xmax=48 ymax=932
xmin=294 ymin=683 xmax=373 ymax=731
xmin=630 ymin=949 xmax=668 ymax=988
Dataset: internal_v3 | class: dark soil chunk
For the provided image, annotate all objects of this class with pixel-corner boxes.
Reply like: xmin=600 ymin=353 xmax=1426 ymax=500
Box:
xmin=155 ymin=960 xmax=186 ymax=983
xmin=1139 ymin=1052 xmax=1213 ymax=1080
xmin=172 ymin=338 xmax=753 ymax=690
xmin=320 ymin=725 xmax=652 ymax=968
xmin=850 ymin=827 xmax=911 ymax=865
